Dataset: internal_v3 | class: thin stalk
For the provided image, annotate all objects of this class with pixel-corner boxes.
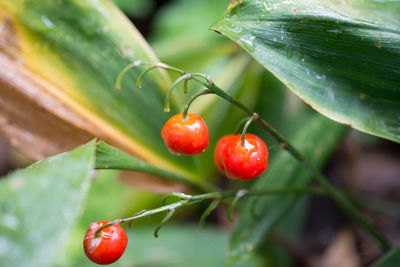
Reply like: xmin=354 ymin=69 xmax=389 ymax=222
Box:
xmin=95 ymin=186 xmax=323 ymax=236
xmin=241 ymin=113 xmax=258 ymax=145
xmin=234 ymin=117 xmax=249 ymax=135
xmin=182 ymin=89 xmax=212 ymax=119
xmin=228 ymin=189 xmax=248 ymax=222
xmin=164 ymin=73 xmax=192 ymax=112
xmin=115 ymin=62 xmax=139 ymax=91
xmin=200 ymin=199 xmax=221 ymax=228
xmin=136 ymin=66 xmax=157 ymax=88
xmin=183 ymin=79 xmax=189 ymax=94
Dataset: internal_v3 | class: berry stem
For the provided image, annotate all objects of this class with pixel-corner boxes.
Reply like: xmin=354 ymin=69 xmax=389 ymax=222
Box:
xmin=200 ymin=199 xmax=221 ymax=228
xmin=227 ymin=189 xmax=248 ymax=222
xmin=233 ymin=117 xmax=249 ymax=135
xmin=164 ymin=73 xmax=192 ymax=112
xmin=183 ymin=79 xmax=189 ymax=94
xmin=115 ymin=60 xmax=184 ymax=91
xmin=136 ymin=66 xmax=157 ymax=88
xmin=241 ymin=113 xmax=258 ymax=146
xmin=115 ymin=61 xmax=140 ymax=91
xmin=154 ymin=208 xmax=176 ymax=238
xmin=182 ymin=89 xmax=212 ymax=119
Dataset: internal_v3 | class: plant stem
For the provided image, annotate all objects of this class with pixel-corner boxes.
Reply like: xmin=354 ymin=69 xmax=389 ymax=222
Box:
xmin=193 ymin=78 xmax=391 ymax=251
xmin=182 ymin=89 xmax=212 ymax=119
xmin=164 ymin=73 xmax=192 ymax=112
xmin=95 ymin=186 xmax=323 ymax=236
xmin=241 ymin=113 xmax=258 ymax=145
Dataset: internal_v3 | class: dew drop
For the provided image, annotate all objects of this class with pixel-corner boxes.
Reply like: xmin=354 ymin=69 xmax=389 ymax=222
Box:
xmin=240 ymin=34 xmax=256 ymax=52
xmin=41 ymin=15 xmax=54 ymax=29
xmin=327 ymin=29 xmax=342 ymax=35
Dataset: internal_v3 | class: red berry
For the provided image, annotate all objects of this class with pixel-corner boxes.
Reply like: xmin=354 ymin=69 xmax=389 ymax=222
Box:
xmin=83 ymin=221 xmax=128 ymax=265
xmin=161 ymin=113 xmax=209 ymax=155
xmin=222 ymin=134 xmax=268 ymax=180
xmin=214 ymin=134 xmax=234 ymax=174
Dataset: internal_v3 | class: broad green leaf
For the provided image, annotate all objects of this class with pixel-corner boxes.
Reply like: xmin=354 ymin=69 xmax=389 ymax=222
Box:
xmin=211 ymin=0 xmax=400 ymax=143
xmin=229 ymin=113 xmax=347 ymax=264
xmin=0 ymin=140 xmax=96 ymax=267
xmin=0 ymin=0 xmax=198 ymax=180
xmin=373 ymin=247 xmax=400 ymax=267
xmin=95 ymin=141 xmax=215 ymax=191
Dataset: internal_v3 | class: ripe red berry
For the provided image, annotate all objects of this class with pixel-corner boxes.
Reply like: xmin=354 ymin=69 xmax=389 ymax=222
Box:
xmin=83 ymin=221 xmax=128 ymax=265
xmin=222 ymin=134 xmax=268 ymax=180
xmin=161 ymin=113 xmax=209 ymax=155
xmin=214 ymin=134 xmax=234 ymax=175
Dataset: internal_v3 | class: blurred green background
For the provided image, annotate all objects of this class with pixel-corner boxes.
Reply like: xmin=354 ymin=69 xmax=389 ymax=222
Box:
xmin=0 ymin=0 xmax=399 ymax=266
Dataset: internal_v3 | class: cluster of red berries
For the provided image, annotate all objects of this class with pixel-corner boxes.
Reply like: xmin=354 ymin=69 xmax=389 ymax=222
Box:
xmin=83 ymin=113 xmax=268 ymax=265
xmin=162 ymin=113 xmax=269 ymax=180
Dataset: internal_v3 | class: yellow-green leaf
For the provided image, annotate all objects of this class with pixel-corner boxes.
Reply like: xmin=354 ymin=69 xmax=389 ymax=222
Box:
xmin=0 ymin=0 xmax=198 ymax=181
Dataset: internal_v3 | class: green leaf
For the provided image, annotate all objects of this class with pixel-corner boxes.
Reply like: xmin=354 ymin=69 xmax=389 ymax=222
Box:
xmin=95 ymin=141 xmax=215 ymax=192
xmin=373 ymin=247 xmax=400 ymax=267
xmin=0 ymin=0 xmax=198 ymax=179
xmin=211 ymin=0 xmax=400 ymax=143
xmin=228 ymin=113 xmax=347 ymax=263
xmin=0 ymin=140 xmax=96 ymax=267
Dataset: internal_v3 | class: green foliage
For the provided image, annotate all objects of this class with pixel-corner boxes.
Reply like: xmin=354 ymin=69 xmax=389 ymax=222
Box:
xmin=373 ymin=247 xmax=400 ymax=267
xmin=211 ymin=0 xmax=400 ymax=143
xmin=1 ymin=0 xmax=198 ymax=178
xmin=0 ymin=141 xmax=96 ymax=267
xmin=1 ymin=0 xmax=392 ymax=265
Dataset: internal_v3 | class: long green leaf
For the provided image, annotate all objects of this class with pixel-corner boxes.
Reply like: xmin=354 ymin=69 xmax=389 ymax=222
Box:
xmin=211 ymin=0 xmax=400 ymax=143
xmin=0 ymin=0 xmax=198 ymax=179
xmin=0 ymin=140 xmax=96 ymax=267
xmin=228 ymin=113 xmax=347 ymax=263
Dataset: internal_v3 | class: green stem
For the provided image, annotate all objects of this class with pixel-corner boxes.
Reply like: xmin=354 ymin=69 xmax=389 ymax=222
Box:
xmin=193 ymin=78 xmax=391 ymax=251
xmin=136 ymin=66 xmax=157 ymax=88
xmin=183 ymin=79 xmax=189 ymax=94
xmin=154 ymin=208 xmax=176 ymax=238
xmin=164 ymin=73 xmax=192 ymax=112
xmin=95 ymin=186 xmax=323 ymax=236
xmin=228 ymin=189 xmax=248 ymax=222
xmin=234 ymin=117 xmax=249 ymax=135
xmin=241 ymin=113 xmax=258 ymax=145
xmin=182 ymin=89 xmax=212 ymax=119
xmin=115 ymin=61 xmax=140 ymax=90
xmin=200 ymin=199 xmax=221 ymax=228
